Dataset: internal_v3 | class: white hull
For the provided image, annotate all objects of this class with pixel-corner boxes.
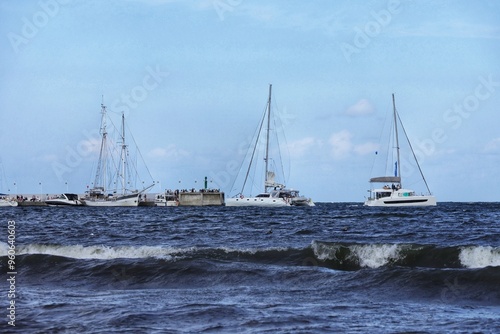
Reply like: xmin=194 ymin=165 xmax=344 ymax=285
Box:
xmin=46 ymin=200 xmax=82 ymax=206
xmin=0 ymin=199 xmax=18 ymax=207
xmin=45 ymin=194 xmax=82 ymax=206
xmin=82 ymin=194 xmax=139 ymax=207
xmin=154 ymin=193 xmax=179 ymax=207
xmin=364 ymin=192 xmax=436 ymax=207
xmin=226 ymin=197 xmax=290 ymax=207
xmin=154 ymin=200 xmax=179 ymax=207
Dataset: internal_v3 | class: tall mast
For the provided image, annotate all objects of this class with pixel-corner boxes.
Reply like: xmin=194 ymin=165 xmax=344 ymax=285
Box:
xmin=94 ymin=101 xmax=107 ymax=190
xmin=120 ymin=112 xmax=127 ymax=195
xmin=264 ymin=84 xmax=272 ymax=193
xmin=392 ymin=93 xmax=401 ymax=185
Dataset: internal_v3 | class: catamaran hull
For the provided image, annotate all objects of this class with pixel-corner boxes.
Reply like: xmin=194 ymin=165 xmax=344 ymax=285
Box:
xmin=82 ymin=194 xmax=139 ymax=207
xmin=364 ymin=195 xmax=437 ymax=207
xmin=225 ymin=197 xmax=290 ymax=207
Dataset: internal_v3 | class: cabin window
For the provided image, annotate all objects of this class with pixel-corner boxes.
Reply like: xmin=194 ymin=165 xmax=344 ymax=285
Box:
xmin=376 ymin=192 xmax=391 ymax=199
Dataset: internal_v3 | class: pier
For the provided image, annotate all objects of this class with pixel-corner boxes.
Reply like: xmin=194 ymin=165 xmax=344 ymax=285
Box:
xmin=178 ymin=190 xmax=225 ymax=206
xmin=7 ymin=191 xmax=225 ymax=207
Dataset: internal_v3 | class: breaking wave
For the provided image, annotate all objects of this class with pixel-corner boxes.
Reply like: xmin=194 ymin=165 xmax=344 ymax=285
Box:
xmin=311 ymin=241 xmax=500 ymax=270
xmin=1 ymin=241 xmax=499 ymax=270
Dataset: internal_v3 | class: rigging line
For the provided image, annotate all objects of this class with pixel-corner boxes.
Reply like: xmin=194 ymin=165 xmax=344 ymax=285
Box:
xmin=228 ymin=104 xmax=266 ymax=195
xmin=368 ymin=125 xmax=382 ymax=180
xmin=272 ymin=110 xmax=287 ymax=187
xmin=396 ymin=111 xmax=432 ymax=194
xmin=369 ymin=102 xmax=391 ymax=179
xmin=249 ymin=148 xmax=261 ymax=196
xmin=391 ymin=118 xmax=397 ymax=175
xmin=241 ymin=104 xmax=267 ymax=194
xmin=94 ymin=104 xmax=108 ymax=188
xmin=270 ymin=89 xmax=289 ymax=186
xmin=228 ymin=153 xmax=246 ymax=194
xmin=384 ymin=119 xmax=394 ymax=176
xmin=125 ymin=121 xmax=155 ymax=187
xmin=107 ymin=136 xmax=121 ymax=191
xmin=94 ymin=134 xmax=105 ymax=187
xmin=103 ymin=111 xmax=121 ymax=191
xmin=228 ymin=133 xmax=257 ymax=194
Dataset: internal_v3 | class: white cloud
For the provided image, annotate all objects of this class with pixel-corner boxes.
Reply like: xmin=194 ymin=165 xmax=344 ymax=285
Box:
xmin=287 ymin=137 xmax=318 ymax=158
xmin=329 ymin=130 xmax=381 ymax=159
xmin=329 ymin=130 xmax=353 ymax=159
xmin=345 ymin=99 xmax=375 ymax=116
xmin=354 ymin=142 xmax=380 ymax=155
xmin=148 ymin=145 xmax=190 ymax=160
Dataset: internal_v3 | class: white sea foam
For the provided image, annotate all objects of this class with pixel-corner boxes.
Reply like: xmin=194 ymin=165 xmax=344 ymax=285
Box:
xmin=311 ymin=241 xmax=404 ymax=268
xmin=459 ymin=246 xmax=500 ymax=268
xmin=5 ymin=243 xmax=196 ymax=260
xmin=0 ymin=242 xmax=9 ymax=256
xmin=220 ymin=246 xmax=290 ymax=255
xmin=349 ymin=244 xmax=402 ymax=268
xmin=0 ymin=243 xmax=291 ymax=260
xmin=311 ymin=241 xmax=342 ymax=261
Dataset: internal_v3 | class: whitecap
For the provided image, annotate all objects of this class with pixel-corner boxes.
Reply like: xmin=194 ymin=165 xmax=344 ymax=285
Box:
xmin=459 ymin=246 xmax=500 ymax=268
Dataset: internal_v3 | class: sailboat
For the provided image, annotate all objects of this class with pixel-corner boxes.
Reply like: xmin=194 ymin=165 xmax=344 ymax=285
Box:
xmin=82 ymin=102 xmax=154 ymax=207
xmin=226 ymin=84 xmax=314 ymax=207
xmin=364 ymin=94 xmax=437 ymax=207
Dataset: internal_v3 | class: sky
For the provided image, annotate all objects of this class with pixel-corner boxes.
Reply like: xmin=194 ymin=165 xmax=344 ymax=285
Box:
xmin=0 ymin=0 xmax=499 ymax=202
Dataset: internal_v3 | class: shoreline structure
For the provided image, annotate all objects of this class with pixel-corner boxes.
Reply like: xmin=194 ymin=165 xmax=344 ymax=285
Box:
xmin=3 ymin=188 xmax=224 ymax=207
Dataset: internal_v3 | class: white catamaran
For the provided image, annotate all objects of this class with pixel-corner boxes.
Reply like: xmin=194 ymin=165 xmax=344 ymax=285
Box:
xmin=364 ymin=94 xmax=437 ymax=207
xmin=82 ymin=102 xmax=154 ymax=207
xmin=226 ymin=84 xmax=314 ymax=207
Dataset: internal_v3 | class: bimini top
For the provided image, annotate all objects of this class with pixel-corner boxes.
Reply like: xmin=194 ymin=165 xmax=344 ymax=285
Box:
xmin=369 ymin=176 xmax=401 ymax=183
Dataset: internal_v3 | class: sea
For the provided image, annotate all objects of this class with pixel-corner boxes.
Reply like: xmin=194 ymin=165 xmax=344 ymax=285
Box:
xmin=1 ymin=202 xmax=499 ymax=333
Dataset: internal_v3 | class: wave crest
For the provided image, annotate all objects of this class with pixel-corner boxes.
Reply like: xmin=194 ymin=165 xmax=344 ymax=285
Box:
xmin=0 ymin=242 xmax=189 ymax=260
xmin=312 ymin=241 xmax=500 ymax=270
xmin=459 ymin=246 xmax=500 ymax=268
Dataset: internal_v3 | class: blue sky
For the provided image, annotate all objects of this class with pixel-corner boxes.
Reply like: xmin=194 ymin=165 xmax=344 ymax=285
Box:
xmin=0 ymin=0 xmax=499 ymax=202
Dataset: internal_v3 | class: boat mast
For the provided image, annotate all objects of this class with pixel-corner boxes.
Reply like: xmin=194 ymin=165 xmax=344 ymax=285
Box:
xmin=264 ymin=84 xmax=272 ymax=193
xmin=120 ymin=112 xmax=127 ymax=195
xmin=392 ymin=93 xmax=401 ymax=186
xmin=94 ymin=101 xmax=107 ymax=191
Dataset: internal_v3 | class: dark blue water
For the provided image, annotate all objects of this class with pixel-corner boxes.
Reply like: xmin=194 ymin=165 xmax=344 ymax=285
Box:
xmin=1 ymin=203 xmax=499 ymax=333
